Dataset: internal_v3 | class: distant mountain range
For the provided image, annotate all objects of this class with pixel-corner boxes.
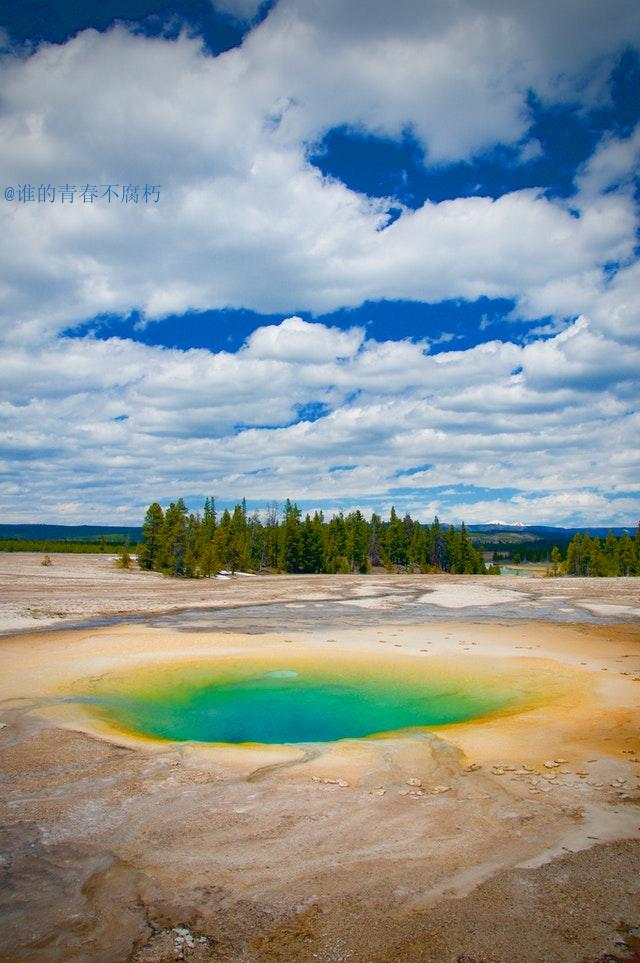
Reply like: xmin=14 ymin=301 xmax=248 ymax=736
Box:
xmin=0 ymin=523 xmax=143 ymax=542
xmin=0 ymin=521 xmax=633 ymax=544
xmin=467 ymin=523 xmax=634 ymax=540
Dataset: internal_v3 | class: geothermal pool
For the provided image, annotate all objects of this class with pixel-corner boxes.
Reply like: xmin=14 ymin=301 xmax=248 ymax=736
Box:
xmin=76 ymin=656 xmax=539 ymax=745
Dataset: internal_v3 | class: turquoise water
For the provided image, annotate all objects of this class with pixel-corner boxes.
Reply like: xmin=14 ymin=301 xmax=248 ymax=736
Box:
xmin=81 ymin=662 xmax=523 ymax=744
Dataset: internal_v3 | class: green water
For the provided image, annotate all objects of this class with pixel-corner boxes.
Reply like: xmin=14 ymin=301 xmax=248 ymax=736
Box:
xmin=81 ymin=662 xmax=525 ymax=744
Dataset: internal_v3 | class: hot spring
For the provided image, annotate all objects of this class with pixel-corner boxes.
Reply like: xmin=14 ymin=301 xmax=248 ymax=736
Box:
xmin=75 ymin=653 xmax=549 ymax=745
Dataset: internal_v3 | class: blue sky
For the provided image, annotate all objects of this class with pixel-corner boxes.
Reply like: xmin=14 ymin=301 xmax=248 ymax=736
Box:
xmin=0 ymin=0 xmax=639 ymax=526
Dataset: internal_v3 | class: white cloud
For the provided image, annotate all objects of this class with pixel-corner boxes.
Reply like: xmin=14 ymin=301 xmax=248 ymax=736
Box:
xmin=443 ymin=491 xmax=639 ymax=528
xmin=0 ymin=318 xmax=638 ymax=524
xmin=576 ymin=124 xmax=640 ymax=200
xmin=0 ymin=5 xmax=639 ymax=524
xmin=252 ymin=0 xmax=640 ymax=160
xmin=244 ymin=316 xmax=364 ymax=362
xmin=0 ymin=12 xmax=639 ymax=331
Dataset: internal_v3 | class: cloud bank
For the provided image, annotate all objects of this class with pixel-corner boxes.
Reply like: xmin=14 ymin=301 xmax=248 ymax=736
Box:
xmin=0 ymin=0 xmax=638 ymax=524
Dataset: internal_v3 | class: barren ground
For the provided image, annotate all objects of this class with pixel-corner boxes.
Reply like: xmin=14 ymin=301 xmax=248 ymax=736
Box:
xmin=0 ymin=554 xmax=639 ymax=962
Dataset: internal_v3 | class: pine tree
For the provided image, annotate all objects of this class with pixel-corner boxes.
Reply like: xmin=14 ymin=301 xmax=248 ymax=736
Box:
xmin=431 ymin=516 xmax=447 ymax=571
xmin=602 ymin=532 xmax=620 ymax=576
xmin=282 ymin=500 xmax=302 ymax=573
xmin=138 ymin=502 xmax=164 ymax=570
xmin=300 ymin=513 xmax=325 ymax=573
xmin=446 ymin=525 xmax=462 ymax=573
xmin=326 ymin=513 xmax=347 ymax=572
xmin=566 ymin=533 xmax=581 ymax=575
xmin=158 ymin=499 xmax=189 ymax=575
xmin=183 ymin=514 xmax=200 ymax=577
xmin=212 ymin=509 xmax=231 ymax=570
xmin=385 ymin=506 xmax=409 ymax=568
xmin=227 ymin=504 xmax=250 ymax=572
xmin=368 ymin=513 xmax=382 ymax=567
xmin=346 ymin=510 xmax=369 ymax=573
xmin=618 ymin=533 xmax=636 ymax=576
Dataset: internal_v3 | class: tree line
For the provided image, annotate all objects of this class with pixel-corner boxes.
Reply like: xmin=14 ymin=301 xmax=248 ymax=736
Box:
xmin=138 ymin=498 xmax=489 ymax=577
xmin=560 ymin=530 xmax=640 ymax=577
xmin=0 ymin=536 xmax=139 ymax=554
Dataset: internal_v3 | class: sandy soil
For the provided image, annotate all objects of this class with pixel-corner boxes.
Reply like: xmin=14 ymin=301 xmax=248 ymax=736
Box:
xmin=0 ymin=554 xmax=639 ymax=962
xmin=1 ymin=552 xmax=639 ymax=635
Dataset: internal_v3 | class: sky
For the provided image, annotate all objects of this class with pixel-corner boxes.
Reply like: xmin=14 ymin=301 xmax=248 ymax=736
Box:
xmin=0 ymin=0 xmax=639 ymax=527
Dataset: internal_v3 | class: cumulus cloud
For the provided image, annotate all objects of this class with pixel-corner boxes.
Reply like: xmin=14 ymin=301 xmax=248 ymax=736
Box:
xmin=576 ymin=124 xmax=640 ymax=200
xmin=0 ymin=318 xmax=638 ymax=524
xmin=243 ymin=0 xmax=640 ymax=160
xmin=1 ymin=10 xmax=639 ymax=331
xmin=0 ymin=3 xmax=639 ymax=524
xmin=244 ymin=316 xmax=365 ymax=362
xmin=442 ymin=491 xmax=640 ymax=528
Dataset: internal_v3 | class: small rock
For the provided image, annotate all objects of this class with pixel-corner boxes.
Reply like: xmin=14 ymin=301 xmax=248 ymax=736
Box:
xmin=464 ymin=763 xmax=482 ymax=773
xmin=407 ymin=777 xmax=422 ymax=787
xmin=371 ymin=788 xmax=386 ymax=796
xmin=336 ymin=779 xmax=349 ymax=788
xmin=432 ymin=785 xmax=452 ymax=794
xmin=544 ymin=760 xmax=560 ymax=769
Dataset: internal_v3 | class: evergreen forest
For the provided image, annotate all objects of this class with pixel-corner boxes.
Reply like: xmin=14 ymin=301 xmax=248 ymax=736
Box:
xmin=138 ymin=498 xmax=488 ymax=577
xmin=561 ymin=530 xmax=640 ymax=577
